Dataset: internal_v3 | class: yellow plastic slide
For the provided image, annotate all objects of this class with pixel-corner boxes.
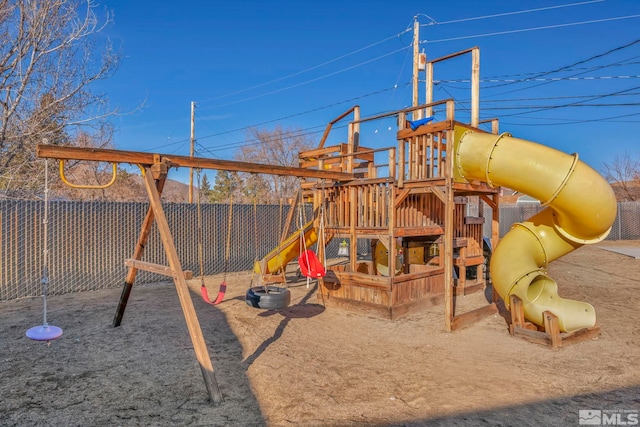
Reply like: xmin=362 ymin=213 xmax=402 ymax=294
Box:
xmin=254 ymin=220 xmax=318 ymax=275
xmin=453 ymin=128 xmax=617 ymax=332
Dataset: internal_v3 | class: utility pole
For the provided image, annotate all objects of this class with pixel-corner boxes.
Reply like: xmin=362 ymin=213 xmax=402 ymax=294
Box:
xmin=189 ymin=101 xmax=195 ymax=203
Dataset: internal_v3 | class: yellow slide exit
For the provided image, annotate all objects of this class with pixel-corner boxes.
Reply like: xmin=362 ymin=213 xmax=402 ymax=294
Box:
xmin=454 ymin=128 xmax=617 ymax=332
xmin=254 ymin=220 xmax=318 ymax=275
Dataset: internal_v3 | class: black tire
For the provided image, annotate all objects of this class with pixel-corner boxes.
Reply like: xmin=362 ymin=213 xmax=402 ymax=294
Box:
xmin=245 ymin=286 xmax=291 ymax=310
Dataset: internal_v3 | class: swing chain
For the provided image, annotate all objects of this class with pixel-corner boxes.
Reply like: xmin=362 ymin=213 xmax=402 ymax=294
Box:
xmin=42 ymin=158 xmax=51 ymax=327
xmin=223 ymin=192 xmax=233 ymax=283
xmin=26 ymin=149 xmax=63 ymax=342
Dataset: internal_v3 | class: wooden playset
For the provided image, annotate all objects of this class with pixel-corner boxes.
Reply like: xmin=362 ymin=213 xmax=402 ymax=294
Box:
xmin=35 ymin=44 xmax=617 ymax=403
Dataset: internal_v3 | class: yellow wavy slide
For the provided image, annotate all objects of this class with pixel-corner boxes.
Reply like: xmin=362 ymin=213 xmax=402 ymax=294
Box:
xmin=454 ymin=128 xmax=617 ymax=332
xmin=254 ymin=220 xmax=318 ymax=275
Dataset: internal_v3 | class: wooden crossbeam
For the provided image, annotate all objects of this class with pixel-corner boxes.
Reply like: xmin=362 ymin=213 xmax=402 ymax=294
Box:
xmin=124 ymin=259 xmax=193 ymax=280
xmin=37 ymin=144 xmax=354 ymax=181
xmin=450 ymin=303 xmax=498 ymax=331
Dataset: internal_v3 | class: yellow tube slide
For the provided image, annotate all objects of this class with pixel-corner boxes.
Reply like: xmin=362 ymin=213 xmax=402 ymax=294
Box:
xmin=454 ymin=129 xmax=617 ymax=332
xmin=254 ymin=220 xmax=318 ymax=275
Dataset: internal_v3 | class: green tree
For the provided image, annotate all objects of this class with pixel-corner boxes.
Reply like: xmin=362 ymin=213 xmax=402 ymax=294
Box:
xmin=198 ymin=172 xmax=213 ymax=203
xmin=210 ymin=170 xmax=239 ymax=203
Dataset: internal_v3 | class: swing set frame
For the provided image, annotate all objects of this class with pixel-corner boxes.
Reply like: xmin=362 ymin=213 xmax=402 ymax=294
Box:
xmin=36 ymin=144 xmax=353 ymax=405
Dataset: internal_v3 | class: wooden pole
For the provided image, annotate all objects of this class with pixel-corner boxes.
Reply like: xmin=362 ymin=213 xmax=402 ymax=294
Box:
xmin=425 ymin=61 xmax=433 ymax=118
xmin=141 ymin=162 xmax=224 ymax=405
xmin=397 ymin=112 xmax=406 ymax=189
xmin=444 ymin=103 xmax=456 ymax=332
xmin=412 ymin=19 xmax=421 ymax=120
xmin=471 ymin=48 xmax=480 ymax=128
xmin=113 ymin=172 xmax=168 ymax=327
xmin=189 ymin=101 xmax=195 ymax=204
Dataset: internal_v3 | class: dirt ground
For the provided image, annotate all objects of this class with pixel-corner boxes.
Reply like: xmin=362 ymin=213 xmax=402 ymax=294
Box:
xmin=1 ymin=241 xmax=639 ymax=427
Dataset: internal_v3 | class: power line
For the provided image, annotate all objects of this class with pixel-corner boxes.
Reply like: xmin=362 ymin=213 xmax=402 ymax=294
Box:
xmin=483 ymin=102 xmax=640 ymax=110
xmin=192 ymin=83 xmax=409 ymax=143
xmin=152 ymin=16 xmax=640 ymax=155
xmin=428 ymin=57 xmax=640 ymax=88
xmin=423 ymin=15 xmax=640 ymax=44
xmin=482 ymin=39 xmax=640 ymax=91
xmin=445 ymin=91 xmax=640 ymax=107
xmin=476 ymin=43 xmax=640 ymax=99
xmin=196 ymin=28 xmax=412 ymax=105
xmin=496 ymin=84 xmax=640 ymax=117
xmin=500 ymin=110 xmax=640 ymax=126
xmin=425 ymin=0 xmax=604 ymax=26
xmin=435 ymin=74 xmax=640 ymax=85
xmin=146 ymin=83 xmax=409 ymax=153
xmin=199 ymin=46 xmax=410 ymax=110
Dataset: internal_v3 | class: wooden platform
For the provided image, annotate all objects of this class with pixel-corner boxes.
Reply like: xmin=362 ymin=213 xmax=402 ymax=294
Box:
xmin=508 ymin=295 xmax=601 ymax=349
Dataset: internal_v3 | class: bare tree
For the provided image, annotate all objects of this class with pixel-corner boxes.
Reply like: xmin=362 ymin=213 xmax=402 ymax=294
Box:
xmin=235 ymin=126 xmax=315 ymax=203
xmin=0 ymin=0 xmax=121 ymax=199
xmin=601 ymin=151 xmax=640 ymax=201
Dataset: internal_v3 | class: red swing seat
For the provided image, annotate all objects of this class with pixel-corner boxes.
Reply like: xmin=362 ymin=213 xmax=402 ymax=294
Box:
xmin=201 ymin=281 xmax=227 ymax=305
xmin=298 ymin=249 xmax=326 ymax=278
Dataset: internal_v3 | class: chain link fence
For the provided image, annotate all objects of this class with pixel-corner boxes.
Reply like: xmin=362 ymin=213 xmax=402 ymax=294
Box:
xmin=2 ymin=200 xmax=639 ymax=300
xmin=0 ymin=200 xmax=315 ymax=300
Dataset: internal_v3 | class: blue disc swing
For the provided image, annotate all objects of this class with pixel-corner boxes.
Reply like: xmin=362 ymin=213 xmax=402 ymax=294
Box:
xmin=26 ymin=158 xmax=63 ymax=342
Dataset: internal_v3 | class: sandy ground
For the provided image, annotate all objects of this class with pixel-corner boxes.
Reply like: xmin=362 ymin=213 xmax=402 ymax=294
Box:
xmin=1 ymin=241 xmax=640 ymax=426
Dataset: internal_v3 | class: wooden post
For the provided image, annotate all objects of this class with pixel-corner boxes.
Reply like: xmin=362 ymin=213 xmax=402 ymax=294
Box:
xmin=353 ymin=105 xmax=360 ymax=151
xmin=425 ymin=61 xmax=433 ymax=118
xmin=471 ymin=48 xmax=480 ymax=128
xmin=141 ymin=163 xmax=224 ymax=405
xmin=189 ymin=101 xmax=195 ymax=204
xmin=509 ymin=294 xmax=526 ymax=333
xmin=388 ymin=187 xmax=397 ymax=280
xmin=389 ymin=147 xmax=396 ymax=180
xmin=113 ymin=172 xmax=168 ymax=327
xmin=347 ymin=123 xmax=354 ymax=173
xmin=349 ymin=186 xmax=357 ymax=272
xmin=280 ymin=193 xmax=298 ymax=244
xmin=412 ymin=19 xmax=421 ymax=120
xmin=491 ymin=118 xmax=499 ymax=135
xmin=544 ymin=311 xmax=561 ymax=349
xmin=443 ymin=126 xmax=455 ymax=331
xmin=397 ymin=112 xmax=406 ymax=189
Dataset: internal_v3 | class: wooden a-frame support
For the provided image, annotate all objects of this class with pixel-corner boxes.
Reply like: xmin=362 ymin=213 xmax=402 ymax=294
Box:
xmin=113 ymin=160 xmax=224 ymax=405
xmin=37 ymin=143 xmax=355 ymax=405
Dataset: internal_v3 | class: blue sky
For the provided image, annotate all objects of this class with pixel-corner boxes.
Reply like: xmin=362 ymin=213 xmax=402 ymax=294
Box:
xmin=98 ymin=0 xmax=640 ymax=183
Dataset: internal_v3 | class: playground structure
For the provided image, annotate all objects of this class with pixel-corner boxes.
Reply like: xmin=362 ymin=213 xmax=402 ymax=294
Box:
xmin=35 ymin=46 xmax=617 ymax=404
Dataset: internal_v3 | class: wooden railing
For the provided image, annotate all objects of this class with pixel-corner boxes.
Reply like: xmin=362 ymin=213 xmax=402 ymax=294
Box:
xmin=325 ymin=180 xmax=392 ymax=230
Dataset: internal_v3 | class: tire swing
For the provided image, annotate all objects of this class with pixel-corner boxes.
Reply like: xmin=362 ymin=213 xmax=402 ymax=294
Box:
xmin=245 ymin=183 xmax=291 ymax=310
xmin=197 ymin=169 xmax=227 ymax=306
